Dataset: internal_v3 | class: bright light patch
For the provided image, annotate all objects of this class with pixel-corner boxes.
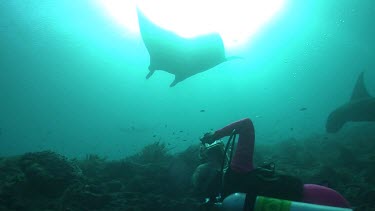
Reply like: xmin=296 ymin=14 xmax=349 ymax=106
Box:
xmin=95 ymin=0 xmax=285 ymax=48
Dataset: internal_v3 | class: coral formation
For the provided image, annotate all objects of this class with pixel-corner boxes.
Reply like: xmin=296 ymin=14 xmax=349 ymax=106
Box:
xmin=0 ymin=123 xmax=374 ymax=210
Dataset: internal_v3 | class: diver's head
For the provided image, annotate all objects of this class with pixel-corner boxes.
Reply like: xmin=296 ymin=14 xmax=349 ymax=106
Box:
xmin=193 ymin=140 xmax=225 ymax=198
xmin=192 ymin=162 xmax=221 ymax=198
xmin=199 ymin=140 xmax=225 ymax=164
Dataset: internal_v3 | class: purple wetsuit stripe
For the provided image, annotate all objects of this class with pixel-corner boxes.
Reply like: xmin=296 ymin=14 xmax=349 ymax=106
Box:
xmin=213 ymin=118 xmax=255 ymax=172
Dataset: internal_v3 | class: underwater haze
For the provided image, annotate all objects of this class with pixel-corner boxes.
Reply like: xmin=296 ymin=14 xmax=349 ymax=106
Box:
xmin=0 ymin=0 xmax=374 ymax=159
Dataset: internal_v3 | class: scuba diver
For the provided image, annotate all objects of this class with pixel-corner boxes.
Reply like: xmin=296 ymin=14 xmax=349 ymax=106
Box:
xmin=192 ymin=118 xmax=352 ymax=211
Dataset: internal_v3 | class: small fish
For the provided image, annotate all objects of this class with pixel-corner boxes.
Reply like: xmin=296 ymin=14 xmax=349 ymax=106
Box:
xmin=179 ymin=130 xmax=183 ymax=133
xmin=290 ymin=128 xmax=294 ymax=131
xmin=299 ymin=107 xmax=307 ymax=111
xmin=200 ymin=110 xmax=205 ymax=112
xmin=152 ymin=135 xmax=156 ymax=138
xmin=182 ymin=139 xmax=187 ymax=142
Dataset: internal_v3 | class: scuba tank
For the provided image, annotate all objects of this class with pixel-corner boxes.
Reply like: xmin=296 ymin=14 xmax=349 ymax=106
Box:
xmin=213 ymin=193 xmax=353 ymax=211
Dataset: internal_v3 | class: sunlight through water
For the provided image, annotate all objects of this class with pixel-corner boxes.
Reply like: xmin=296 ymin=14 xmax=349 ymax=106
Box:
xmin=95 ymin=0 xmax=286 ymax=49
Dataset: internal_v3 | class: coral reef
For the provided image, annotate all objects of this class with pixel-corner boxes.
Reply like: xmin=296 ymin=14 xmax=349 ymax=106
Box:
xmin=0 ymin=123 xmax=374 ymax=210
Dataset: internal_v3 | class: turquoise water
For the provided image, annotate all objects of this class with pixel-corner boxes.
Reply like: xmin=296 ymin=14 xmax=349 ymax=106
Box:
xmin=0 ymin=0 xmax=374 ymax=159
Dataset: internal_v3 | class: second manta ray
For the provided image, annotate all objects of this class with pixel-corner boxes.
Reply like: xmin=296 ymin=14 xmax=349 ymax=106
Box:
xmin=137 ymin=8 xmax=239 ymax=87
xmin=326 ymin=71 xmax=375 ymax=133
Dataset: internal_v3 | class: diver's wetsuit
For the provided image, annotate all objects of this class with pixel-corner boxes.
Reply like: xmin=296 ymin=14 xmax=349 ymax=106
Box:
xmin=212 ymin=118 xmax=350 ymax=208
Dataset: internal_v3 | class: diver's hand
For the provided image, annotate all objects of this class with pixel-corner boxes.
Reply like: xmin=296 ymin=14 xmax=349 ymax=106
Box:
xmin=200 ymin=132 xmax=216 ymax=145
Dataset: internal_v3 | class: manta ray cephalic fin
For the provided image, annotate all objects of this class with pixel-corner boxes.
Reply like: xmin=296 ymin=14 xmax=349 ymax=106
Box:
xmin=170 ymin=75 xmax=183 ymax=87
xmin=146 ymin=69 xmax=155 ymax=79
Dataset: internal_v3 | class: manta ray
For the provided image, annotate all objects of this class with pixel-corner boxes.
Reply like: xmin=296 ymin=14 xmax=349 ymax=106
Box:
xmin=136 ymin=7 xmax=239 ymax=87
xmin=326 ymin=72 xmax=375 ymax=133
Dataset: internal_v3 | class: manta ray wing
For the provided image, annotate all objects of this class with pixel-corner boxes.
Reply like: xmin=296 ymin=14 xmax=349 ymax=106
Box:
xmin=136 ymin=8 xmax=186 ymax=72
xmin=326 ymin=71 xmax=375 ymax=133
xmin=350 ymin=72 xmax=371 ymax=101
xmin=136 ymin=7 xmax=233 ymax=87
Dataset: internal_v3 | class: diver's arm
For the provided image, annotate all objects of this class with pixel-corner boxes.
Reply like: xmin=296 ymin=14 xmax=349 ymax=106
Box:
xmin=213 ymin=118 xmax=254 ymax=140
xmin=214 ymin=118 xmax=255 ymax=172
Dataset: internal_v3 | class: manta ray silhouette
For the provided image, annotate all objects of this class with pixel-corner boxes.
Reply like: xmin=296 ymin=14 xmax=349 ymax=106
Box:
xmin=136 ymin=7 xmax=239 ymax=87
xmin=326 ymin=72 xmax=375 ymax=133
